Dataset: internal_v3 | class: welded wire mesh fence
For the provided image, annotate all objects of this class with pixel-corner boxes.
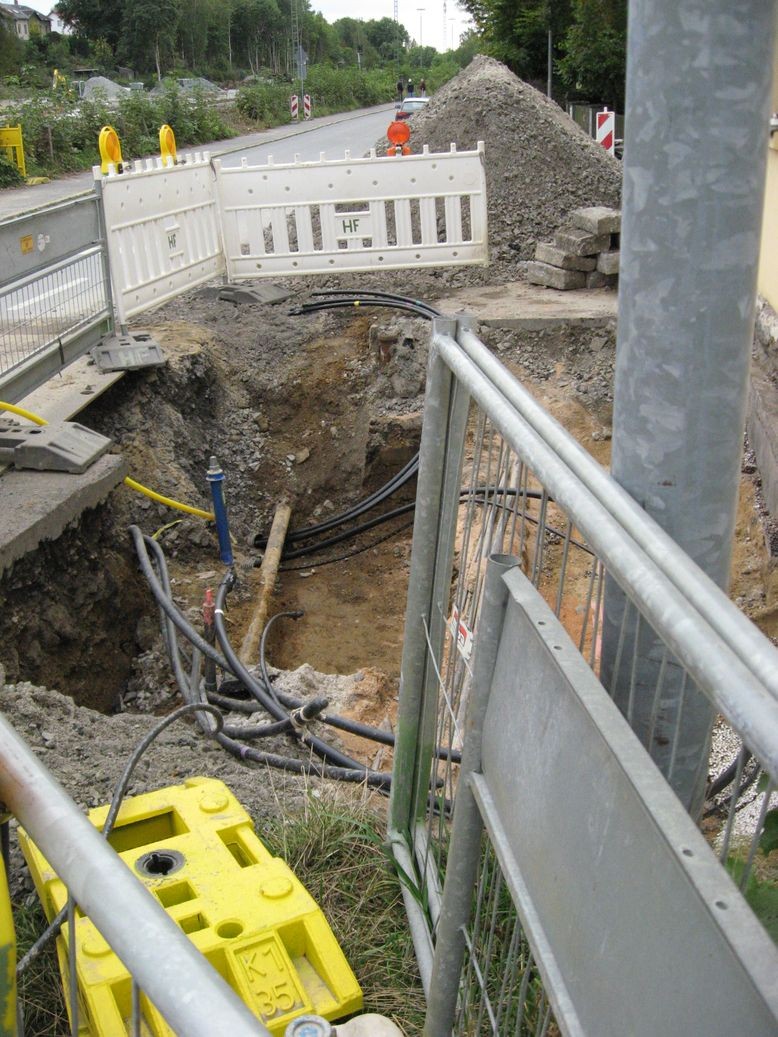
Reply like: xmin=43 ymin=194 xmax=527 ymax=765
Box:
xmin=0 ymin=247 xmax=110 ymax=390
xmin=389 ymin=318 xmax=778 ymax=1035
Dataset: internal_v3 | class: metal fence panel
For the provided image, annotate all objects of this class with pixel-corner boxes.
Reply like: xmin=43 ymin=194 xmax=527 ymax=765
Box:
xmin=477 ymin=567 xmax=778 ymax=1035
xmin=389 ymin=322 xmax=778 ymax=1034
xmin=0 ymin=194 xmax=110 ymax=402
xmin=214 ymin=144 xmax=488 ymax=279
xmin=0 ymin=193 xmax=101 ymax=282
xmin=98 ymin=154 xmax=225 ymax=326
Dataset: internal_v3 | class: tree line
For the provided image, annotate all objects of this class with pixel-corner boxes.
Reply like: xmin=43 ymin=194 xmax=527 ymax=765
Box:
xmin=460 ymin=0 xmax=627 ymax=108
xmin=31 ymin=0 xmax=431 ymax=83
xmin=0 ymin=0 xmax=627 ymax=111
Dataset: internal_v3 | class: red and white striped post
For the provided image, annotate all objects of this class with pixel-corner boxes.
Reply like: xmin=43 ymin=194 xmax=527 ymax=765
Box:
xmin=303 ymin=93 xmax=311 ymax=120
xmin=290 ymin=94 xmax=299 ymax=120
xmin=596 ymin=107 xmax=615 ymax=155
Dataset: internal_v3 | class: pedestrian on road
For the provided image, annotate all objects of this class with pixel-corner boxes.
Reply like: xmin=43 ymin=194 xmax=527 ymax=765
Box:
xmin=407 ymin=78 xmax=414 ymax=97
xmin=396 ymin=79 xmax=403 ymax=102
xmin=419 ymin=77 xmax=426 ymax=96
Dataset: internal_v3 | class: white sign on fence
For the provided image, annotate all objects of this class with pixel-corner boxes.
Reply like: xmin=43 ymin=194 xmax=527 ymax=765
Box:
xmin=214 ymin=142 xmax=488 ymax=279
xmin=95 ymin=154 xmax=225 ymax=326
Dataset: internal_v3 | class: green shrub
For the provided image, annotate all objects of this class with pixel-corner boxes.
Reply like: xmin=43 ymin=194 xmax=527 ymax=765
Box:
xmin=2 ymin=86 xmax=233 ymax=177
xmin=0 ymin=152 xmax=23 ymax=186
xmin=237 ymin=65 xmax=395 ymax=125
xmin=236 ymin=81 xmax=293 ymax=124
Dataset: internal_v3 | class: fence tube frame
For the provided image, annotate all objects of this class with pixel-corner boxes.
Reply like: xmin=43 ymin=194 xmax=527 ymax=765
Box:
xmin=92 ymin=176 xmax=116 ymax=336
xmin=433 ymin=329 xmax=778 ymax=784
xmin=455 ymin=323 xmax=778 ymax=705
xmin=424 ymin=553 xmax=518 ymax=1037
xmin=0 ymin=715 xmax=270 ymax=1037
xmin=388 ymin=316 xmax=471 ymax=837
xmin=387 ymin=831 xmax=434 ymax=997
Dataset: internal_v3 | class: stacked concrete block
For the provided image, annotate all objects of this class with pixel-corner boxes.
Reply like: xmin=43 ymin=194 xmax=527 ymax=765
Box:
xmin=528 ymin=206 xmax=621 ymax=291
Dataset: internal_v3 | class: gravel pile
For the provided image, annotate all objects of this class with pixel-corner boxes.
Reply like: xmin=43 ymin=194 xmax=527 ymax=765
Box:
xmin=400 ymin=55 xmax=622 ymax=270
xmin=81 ymin=75 xmax=128 ymax=99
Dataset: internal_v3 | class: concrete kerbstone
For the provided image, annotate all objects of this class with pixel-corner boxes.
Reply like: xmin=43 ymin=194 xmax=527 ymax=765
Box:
xmin=553 ymin=226 xmax=611 ymax=257
xmin=0 ymin=454 xmax=128 ymax=577
xmin=586 ymin=270 xmax=618 ymax=289
xmin=527 ymin=262 xmax=587 ymax=290
xmin=534 ymin=242 xmax=596 ymax=271
xmin=596 ymin=250 xmax=620 ymax=275
xmin=571 ymin=206 xmax=622 ymax=235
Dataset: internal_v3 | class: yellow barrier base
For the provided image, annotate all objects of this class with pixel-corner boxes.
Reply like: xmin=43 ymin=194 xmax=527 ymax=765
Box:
xmin=19 ymin=778 xmax=363 ymax=1035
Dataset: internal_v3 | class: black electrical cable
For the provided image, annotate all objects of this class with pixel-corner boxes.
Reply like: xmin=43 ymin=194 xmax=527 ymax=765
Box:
xmin=206 ymin=689 xmax=263 ymax=714
xmin=275 ymin=488 xmax=556 ymax=565
xmin=308 ymin=294 xmax=442 ymax=320
xmin=258 ymin=611 xmax=462 ymax=765
xmin=313 ymin=288 xmax=441 ymax=306
xmin=707 ymin=751 xmax=753 ymax=800
xmin=130 ymin=536 xmax=453 ymax=799
xmin=292 ymin=290 xmax=440 ymax=322
xmin=134 ymin=529 xmax=400 ymax=771
xmin=280 ymin=519 xmax=416 ymax=572
xmin=280 ymin=501 xmax=417 ymax=561
xmin=254 ymin=453 xmax=419 ymax=550
xmin=292 ymin=299 xmax=441 ymax=322
xmin=144 ymin=533 xmax=201 ymax=688
xmin=259 ymin=609 xmax=303 ymax=704
xmin=212 ymin=730 xmax=392 ymax=789
xmin=703 ymin=756 xmax=762 ymax=820
xmin=307 ymin=288 xmax=441 ymax=315
xmin=213 ymin=573 xmax=392 ymax=781
xmin=17 ymin=703 xmax=223 ymax=978
xmin=143 ymin=531 xmax=306 ymax=743
xmin=130 ymin=525 xmax=236 ymax=679
xmin=143 ymin=570 xmax=391 ymax=788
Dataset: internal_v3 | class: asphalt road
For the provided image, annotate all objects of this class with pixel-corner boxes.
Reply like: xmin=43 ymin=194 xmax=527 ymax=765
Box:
xmin=0 ymin=104 xmax=397 ymax=221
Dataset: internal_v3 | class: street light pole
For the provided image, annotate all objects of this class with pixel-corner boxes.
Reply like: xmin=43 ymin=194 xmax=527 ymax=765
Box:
xmin=417 ymin=7 xmax=425 ymax=47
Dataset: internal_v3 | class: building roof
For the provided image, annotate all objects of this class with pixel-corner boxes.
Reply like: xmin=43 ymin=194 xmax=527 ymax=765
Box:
xmin=0 ymin=4 xmax=51 ymax=24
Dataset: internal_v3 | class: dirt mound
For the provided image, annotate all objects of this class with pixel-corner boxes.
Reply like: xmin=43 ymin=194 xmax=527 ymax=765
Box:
xmin=402 ymin=55 xmax=622 ymax=267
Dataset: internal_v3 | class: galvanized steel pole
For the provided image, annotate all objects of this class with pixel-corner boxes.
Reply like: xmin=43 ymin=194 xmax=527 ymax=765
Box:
xmin=606 ymin=0 xmax=777 ymax=814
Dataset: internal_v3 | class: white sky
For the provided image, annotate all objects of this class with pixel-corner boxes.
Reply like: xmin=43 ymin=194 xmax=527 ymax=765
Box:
xmin=21 ymin=1 xmax=472 ymax=56
xmin=311 ymin=1 xmax=471 ymax=54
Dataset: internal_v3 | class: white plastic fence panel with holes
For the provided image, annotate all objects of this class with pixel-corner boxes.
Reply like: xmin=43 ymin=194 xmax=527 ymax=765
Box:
xmin=213 ymin=143 xmax=488 ymax=279
xmin=95 ymin=154 xmax=225 ymax=325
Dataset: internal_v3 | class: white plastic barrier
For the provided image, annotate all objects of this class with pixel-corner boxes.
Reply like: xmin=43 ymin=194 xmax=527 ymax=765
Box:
xmin=213 ymin=143 xmax=488 ymax=279
xmin=95 ymin=154 xmax=225 ymax=325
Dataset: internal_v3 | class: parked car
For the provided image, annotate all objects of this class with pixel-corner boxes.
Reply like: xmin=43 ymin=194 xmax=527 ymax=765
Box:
xmin=395 ymin=96 xmax=429 ymax=120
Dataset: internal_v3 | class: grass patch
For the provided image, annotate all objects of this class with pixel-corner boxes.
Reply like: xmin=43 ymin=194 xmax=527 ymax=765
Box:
xmin=14 ymin=897 xmax=66 ymax=1037
xmin=261 ymin=789 xmax=425 ymax=1034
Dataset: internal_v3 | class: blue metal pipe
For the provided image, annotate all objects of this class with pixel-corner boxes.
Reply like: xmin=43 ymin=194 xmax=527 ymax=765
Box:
xmin=206 ymin=455 xmax=233 ymax=566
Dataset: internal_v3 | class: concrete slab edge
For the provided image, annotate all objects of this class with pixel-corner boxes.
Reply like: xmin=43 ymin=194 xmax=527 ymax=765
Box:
xmin=0 ymin=454 xmax=128 ymax=577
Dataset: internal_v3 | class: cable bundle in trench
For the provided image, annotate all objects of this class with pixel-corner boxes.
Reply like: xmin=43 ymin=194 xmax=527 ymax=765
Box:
xmin=129 ymin=526 xmax=460 ymax=793
xmin=253 ymin=291 xmax=437 ymax=567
